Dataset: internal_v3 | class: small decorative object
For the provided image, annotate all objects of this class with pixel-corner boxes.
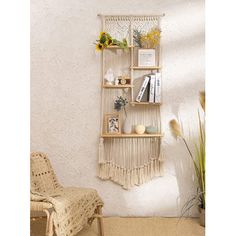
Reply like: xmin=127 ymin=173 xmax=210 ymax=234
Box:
xmin=105 ymin=113 xmax=121 ymax=134
xmin=135 ymin=125 xmax=145 ymax=134
xmin=95 ymin=32 xmax=128 ymax=51
xmin=138 ymin=49 xmax=156 ymax=67
xmin=115 ymin=77 xmax=119 ymax=85
xmin=120 ymin=77 xmax=126 ymax=85
xmin=104 ymin=68 xmax=115 ymax=85
xmin=146 ymin=125 xmax=158 ymax=134
xmin=124 ymin=77 xmax=131 ymax=85
xmin=118 ymin=76 xmax=131 ymax=85
xmin=114 ymin=96 xmax=128 ymax=118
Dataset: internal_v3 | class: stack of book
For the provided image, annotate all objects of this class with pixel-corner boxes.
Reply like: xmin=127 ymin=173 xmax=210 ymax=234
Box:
xmin=135 ymin=72 xmax=161 ymax=103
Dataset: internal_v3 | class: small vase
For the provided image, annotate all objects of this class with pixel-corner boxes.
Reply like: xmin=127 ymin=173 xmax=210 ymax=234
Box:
xmin=123 ymin=117 xmax=132 ymax=134
xmin=199 ymin=208 xmax=205 ymax=227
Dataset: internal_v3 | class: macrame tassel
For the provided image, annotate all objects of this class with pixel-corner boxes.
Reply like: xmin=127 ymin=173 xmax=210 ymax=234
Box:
xmin=156 ymin=159 xmax=160 ymax=175
xmin=150 ymin=159 xmax=154 ymax=177
xmin=126 ymin=170 xmax=131 ymax=189
xmin=139 ymin=167 xmax=144 ymax=185
xmin=143 ymin=165 xmax=147 ymax=183
xmin=130 ymin=169 xmax=134 ymax=187
xmin=108 ymin=163 xmax=113 ymax=179
xmin=98 ymin=164 xmax=105 ymax=179
xmin=159 ymin=161 xmax=164 ymax=176
xmin=112 ymin=165 xmax=116 ymax=181
xmin=123 ymin=168 xmax=126 ymax=185
xmin=133 ymin=168 xmax=137 ymax=186
xmin=153 ymin=159 xmax=157 ymax=174
xmin=158 ymin=149 xmax=165 ymax=162
xmin=98 ymin=138 xmax=105 ymax=164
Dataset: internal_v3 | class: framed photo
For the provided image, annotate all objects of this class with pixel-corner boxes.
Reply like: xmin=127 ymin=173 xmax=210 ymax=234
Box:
xmin=104 ymin=113 xmax=121 ymax=134
xmin=138 ymin=49 xmax=156 ymax=67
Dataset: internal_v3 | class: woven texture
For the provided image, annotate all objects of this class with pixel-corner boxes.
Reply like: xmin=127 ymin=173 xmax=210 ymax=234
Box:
xmin=30 ymin=152 xmax=103 ymax=236
xmin=98 ymin=15 xmax=164 ymax=189
xmin=31 ymin=152 xmax=62 ymax=193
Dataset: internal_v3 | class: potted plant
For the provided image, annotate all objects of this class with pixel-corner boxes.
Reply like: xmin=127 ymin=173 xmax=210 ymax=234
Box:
xmin=169 ymin=91 xmax=205 ymax=226
xmin=133 ymin=28 xmax=161 ymax=67
xmin=114 ymin=96 xmax=131 ymax=134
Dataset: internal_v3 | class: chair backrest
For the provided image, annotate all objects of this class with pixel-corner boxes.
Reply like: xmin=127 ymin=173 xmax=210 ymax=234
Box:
xmin=30 ymin=152 xmax=62 ymax=193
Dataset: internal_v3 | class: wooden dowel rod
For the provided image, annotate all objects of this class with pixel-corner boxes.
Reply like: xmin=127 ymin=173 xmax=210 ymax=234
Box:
xmin=97 ymin=14 xmax=165 ymax=17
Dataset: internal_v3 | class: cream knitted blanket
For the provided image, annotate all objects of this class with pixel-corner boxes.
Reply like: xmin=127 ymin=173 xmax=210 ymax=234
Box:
xmin=31 ymin=187 xmax=103 ymax=236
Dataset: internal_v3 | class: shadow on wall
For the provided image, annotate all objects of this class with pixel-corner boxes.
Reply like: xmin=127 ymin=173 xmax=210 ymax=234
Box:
xmin=165 ymin=140 xmax=199 ymax=217
xmin=162 ymin=18 xmax=204 ymax=216
xmin=166 ymin=75 xmax=204 ymax=119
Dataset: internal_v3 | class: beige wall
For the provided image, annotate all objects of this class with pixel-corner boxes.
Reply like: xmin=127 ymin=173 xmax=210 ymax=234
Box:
xmin=31 ymin=0 xmax=204 ymax=216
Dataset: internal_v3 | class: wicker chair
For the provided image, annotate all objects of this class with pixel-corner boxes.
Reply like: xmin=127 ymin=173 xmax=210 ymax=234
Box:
xmin=30 ymin=152 xmax=104 ymax=236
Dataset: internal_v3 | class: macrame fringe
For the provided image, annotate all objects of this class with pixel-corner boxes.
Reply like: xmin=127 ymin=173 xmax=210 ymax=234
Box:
xmin=98 ymin=138 xmax=105 ymax=164
xmin=98 ymin=159 xmax=164 ymax=189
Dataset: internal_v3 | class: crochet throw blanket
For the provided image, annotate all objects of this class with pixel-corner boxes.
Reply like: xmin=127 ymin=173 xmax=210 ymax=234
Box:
xmin=31 ymin=187 xmax=103 ymax=236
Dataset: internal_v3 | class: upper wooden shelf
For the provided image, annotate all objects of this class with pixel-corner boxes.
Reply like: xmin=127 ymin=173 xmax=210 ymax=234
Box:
xmin=103 ymin=84 xmax=133 ymax=89
xmin=101 ymin=133 xmax=163 ymax=138
xmin=105 ymin=46 xmax=134 ymax=50
xmin=131 ymin=66 xmax=161 ymax=70
xmin=130 ymin=101 xmax=161 ymax=106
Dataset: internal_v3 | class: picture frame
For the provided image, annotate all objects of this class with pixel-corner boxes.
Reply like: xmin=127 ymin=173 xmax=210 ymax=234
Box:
xmin=104 ymin=113 xmax=121 ymax=134
xmin=138 ymin=49 xmax=156 ymax=67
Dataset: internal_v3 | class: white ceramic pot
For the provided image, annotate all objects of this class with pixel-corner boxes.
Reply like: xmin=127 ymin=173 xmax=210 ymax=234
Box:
xmin=135 ymin=125 xmax=145 ymax=134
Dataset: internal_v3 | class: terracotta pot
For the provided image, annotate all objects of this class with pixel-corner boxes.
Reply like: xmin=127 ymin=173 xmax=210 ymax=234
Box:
xmin=199 ymin=208 xmax=205 ymax=227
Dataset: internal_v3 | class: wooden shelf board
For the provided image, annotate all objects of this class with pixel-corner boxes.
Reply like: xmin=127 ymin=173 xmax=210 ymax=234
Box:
xmin=131 ymin=66 xmax=161 ymax=70
xmin=101 ymin=133 xmax=163 ymax=138
xmin=130 ymin=101 xmax=161 ymax=106
xmin=105 ymin=46 xmax=134 ymax=49
xmin=103 ymin=85 xmax=133 ymax=89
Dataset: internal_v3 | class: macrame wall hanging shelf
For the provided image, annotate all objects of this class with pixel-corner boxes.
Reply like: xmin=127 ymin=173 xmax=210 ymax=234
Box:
xmin=97 ymin=14 xmax=165 ymax=189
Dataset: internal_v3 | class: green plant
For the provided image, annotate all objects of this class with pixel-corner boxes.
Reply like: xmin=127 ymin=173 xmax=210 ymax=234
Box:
xmin=114 ymin=96 xmax=128 ymax=118
xmin=95 ymin=32 xmax=128 ymax=51
xmin=169 ymin=91 xmax=205 ymax=213
xmin=133 ymin=29 xmax=142 ymax=47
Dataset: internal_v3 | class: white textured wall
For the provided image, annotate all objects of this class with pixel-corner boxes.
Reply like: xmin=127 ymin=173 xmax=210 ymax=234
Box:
xmin=31 ymin=0 xmax=204 ymax=216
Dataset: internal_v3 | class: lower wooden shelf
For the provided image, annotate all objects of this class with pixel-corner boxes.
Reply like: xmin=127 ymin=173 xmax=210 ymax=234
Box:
xmin=101 ymin=133 xmax=163 ymax=138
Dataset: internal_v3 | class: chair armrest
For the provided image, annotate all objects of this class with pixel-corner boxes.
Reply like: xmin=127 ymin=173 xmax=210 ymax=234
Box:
xmin=30 ymin=201 xmax=53 ymax=212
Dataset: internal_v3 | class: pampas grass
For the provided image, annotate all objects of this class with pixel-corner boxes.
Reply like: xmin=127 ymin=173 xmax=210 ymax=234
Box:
xmin=169 ymin=91 xmax=205 ymax=213
xmin=169 ymin=119 xmax=182 ymax=138
xmin=199 ymin=91 xmax=205 ymax=112
xmin=169 ymin=119 xmax=199 ymax=176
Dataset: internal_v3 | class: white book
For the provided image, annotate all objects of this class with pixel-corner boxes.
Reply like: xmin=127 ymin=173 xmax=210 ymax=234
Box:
xmin=136 ymin=76 xmax=150 ymax=102
xmin=149 ymin=74 xmax=155 ymax=103
xmin=154 ymin=72 xmax=161 ymax=103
